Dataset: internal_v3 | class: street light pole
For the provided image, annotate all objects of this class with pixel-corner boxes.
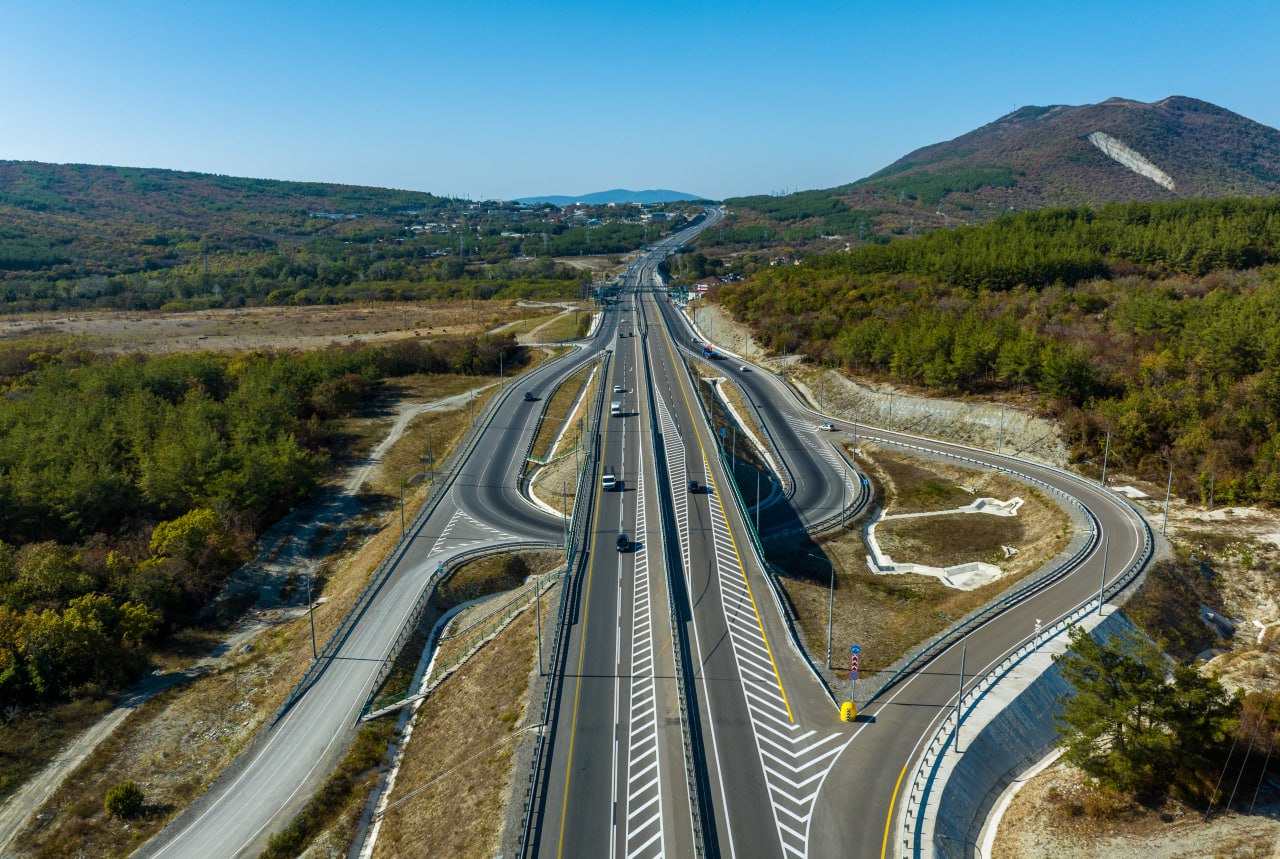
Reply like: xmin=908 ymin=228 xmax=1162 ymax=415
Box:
xmin=1162 ymin=463 xmax=1174 ymax=536
xmin=809 ymin=552 xmax=834 ymax=669
xmin=1100 ymin=429 xmax=1111 ymax=488
xmin=306 ymin=563 xmax=318 ymax=660
xmin=534 ymin=574 xmax=543 ymax=675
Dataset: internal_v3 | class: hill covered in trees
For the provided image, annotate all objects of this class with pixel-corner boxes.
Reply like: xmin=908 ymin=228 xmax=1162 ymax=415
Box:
xmin=0 ymin=161 xmax=695 ymax=312
xmin=714 ymin=197 xmax=1280 ymax=505
xmin=705 ymin=96 xmax=1280 ymax=254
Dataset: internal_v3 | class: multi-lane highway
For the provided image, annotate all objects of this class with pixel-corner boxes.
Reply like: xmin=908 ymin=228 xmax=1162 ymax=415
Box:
xmin=638 ymin=280 xmax=1151 ymax=858
xmin=531 ymin=254 xmax=1150 ymax=858
xmin=140 ymin=215 xmax=719 ymax=858
xmin=138 ymin=199 xmax=1150 ymax=858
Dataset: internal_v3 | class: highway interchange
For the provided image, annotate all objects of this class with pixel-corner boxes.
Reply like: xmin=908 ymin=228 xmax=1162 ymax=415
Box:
xmin=140 ymin=208 xmax=1151 ymax=858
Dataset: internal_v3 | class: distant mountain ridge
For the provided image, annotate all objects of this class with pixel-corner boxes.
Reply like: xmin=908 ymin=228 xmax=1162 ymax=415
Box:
xmin=854 ymin=95 xmax=1280 ymax=209
xmin=720 ymin=96 xmax=1280 ymax=247
xmin=513 ymin=189 xmax=705 ymax=205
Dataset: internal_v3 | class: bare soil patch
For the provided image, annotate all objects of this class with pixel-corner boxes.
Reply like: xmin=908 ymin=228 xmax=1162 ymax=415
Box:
xmin=992 ymin=759 xmax=1280 ymax=859
xmin=531 ymin=452 xmax=582 ymax=518
xmin=0 ymin=301 xmax=540 ymax=354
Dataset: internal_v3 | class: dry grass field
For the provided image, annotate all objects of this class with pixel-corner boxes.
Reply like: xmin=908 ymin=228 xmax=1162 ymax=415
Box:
xmin=371 ymin=585 xmax=550 ymax=858
xmin=0 ymin=300 xmax=545 ymax=354
xmin=770 ymin=445 xmax=1072 ymax=675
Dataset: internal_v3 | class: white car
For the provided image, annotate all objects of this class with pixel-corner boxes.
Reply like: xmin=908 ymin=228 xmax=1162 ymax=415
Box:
xmin=739 ymin=365 xmax=749 ymax=372
xmin=613 ymin=384 xmax=624 ymax=393
xmin=817 ymin=422 xmax=834 ymax=432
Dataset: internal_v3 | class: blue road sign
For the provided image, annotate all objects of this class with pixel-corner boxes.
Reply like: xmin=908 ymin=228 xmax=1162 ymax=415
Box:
xmin=850 ymin=644 xmax=862 ymax=654
xmin=721 ymin=427 xmax=727 ymax=439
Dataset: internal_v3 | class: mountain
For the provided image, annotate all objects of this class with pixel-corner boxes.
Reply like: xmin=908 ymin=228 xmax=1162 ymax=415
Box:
xmin=717 ymin=97 xmax=1280 ymax=250
xmin=856 ymin=96 xmax=1280 ymax=209
xmin=513 ymin=189 xmax=705 ymax=205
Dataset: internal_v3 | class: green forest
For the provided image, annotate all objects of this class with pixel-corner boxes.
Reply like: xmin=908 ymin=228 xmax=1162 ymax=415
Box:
xmin=0 ymin=161 xmax=692 ymax=313
xmin=0 ymin=333 xmax=526 ymax=704
xmin=715 ymin=198 xmax=1280 ymax=505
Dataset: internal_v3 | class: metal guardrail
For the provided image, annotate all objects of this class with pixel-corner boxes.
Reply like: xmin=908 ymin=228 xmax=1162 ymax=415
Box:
xmin=899 ymin=508 xmax=1153 ymax=857
xmin=516 ymin=348 xmax=611 ymax=858
xmin=271 ymin=367 xmax=536 ymax=725
xmin=358 ymin=540 xmax=560 ymax=719
xmin=851 ymin=435 xmax=1103 ymax=707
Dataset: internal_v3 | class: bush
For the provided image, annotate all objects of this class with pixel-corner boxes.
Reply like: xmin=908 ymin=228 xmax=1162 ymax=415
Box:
xmin=104 ymin=780 xmax=144 ymax=819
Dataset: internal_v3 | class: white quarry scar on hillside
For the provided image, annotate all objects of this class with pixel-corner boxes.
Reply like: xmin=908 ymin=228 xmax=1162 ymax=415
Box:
xmin=1086 ymin=131 xmax=1176 ymax=191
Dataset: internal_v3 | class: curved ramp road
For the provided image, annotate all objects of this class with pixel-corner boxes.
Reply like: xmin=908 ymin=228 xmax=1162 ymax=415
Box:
xmin=138 ymin=213 xmax=720 ymax=858
xmin=530 ymin=271 xmax=1150 ymax=859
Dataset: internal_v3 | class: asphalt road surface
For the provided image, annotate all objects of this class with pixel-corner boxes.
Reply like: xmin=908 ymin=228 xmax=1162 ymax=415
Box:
xmin=532 ymin=266 xmax=1148 ymax=859
xmin=139 ymin=200 xmax=1150 ymax=858
xmin=139 ymin=214 xmax=720 ymax=858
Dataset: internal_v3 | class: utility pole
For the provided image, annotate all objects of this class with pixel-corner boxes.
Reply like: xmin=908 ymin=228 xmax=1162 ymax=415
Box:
xmin=1100 ymin=430 xmax=1112 ymax=488
xmin=997 ymin=406 xmax=1005 ymax=455
xmin=535 ymin=574 xmax=543 ymax=675
xmin=956 ymin=641 xmax=967 ymax=752
xmin=1098 ymin=534 xmax=1109 ymax=615
xmin=1162 ymin=464 xmax=1174 ymax=536
xmin=306 ymin=563 xmax=318 ymax=660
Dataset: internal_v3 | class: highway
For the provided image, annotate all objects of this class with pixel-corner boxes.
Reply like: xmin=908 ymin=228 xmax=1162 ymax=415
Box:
xmin=139 ymin=214 xmax=719 ymax=858
xmin=137 ymin=198 xmax=1152 ymax=858
xmin=644 ymin=283 xmax=1151 ymax=857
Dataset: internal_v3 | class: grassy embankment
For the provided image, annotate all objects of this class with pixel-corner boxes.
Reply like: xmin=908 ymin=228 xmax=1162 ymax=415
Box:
xmin=371 ymin=574 xmax=555 ymax=858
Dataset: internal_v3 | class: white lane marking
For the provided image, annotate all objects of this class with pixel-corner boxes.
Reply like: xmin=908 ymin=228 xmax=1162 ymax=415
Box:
xmin=649 ymin=340 xmax=739 ymax=859
xmin=695 ymin=452 xmax=853 ymax=859
xmin=623 ymin=460 xmax=666 ymax=859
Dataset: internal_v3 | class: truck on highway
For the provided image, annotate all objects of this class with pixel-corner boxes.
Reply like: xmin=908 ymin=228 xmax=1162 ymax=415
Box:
xmin=610 ymin=399 xmax=622 ymax=416
xmin=602 ymin=471 xmax=617 ymax=491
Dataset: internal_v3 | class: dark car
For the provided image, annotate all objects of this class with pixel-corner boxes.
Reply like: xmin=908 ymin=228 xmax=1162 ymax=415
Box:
xmin=523 ymin=390 xmax=536 ymax=402
xmin=688 ymin=479 xmax=698 ymax=493
xmin=616 ymin=532 xmax=629 ymax=552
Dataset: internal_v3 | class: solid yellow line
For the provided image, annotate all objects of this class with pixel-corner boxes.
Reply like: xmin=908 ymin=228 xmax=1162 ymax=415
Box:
xmin=881 ymin=763 xmax=908 ymax=859
xmin=556 ymin=362 xmax=609 ymax=859
xmin=659 ymin=310 xmax=795 ymax=724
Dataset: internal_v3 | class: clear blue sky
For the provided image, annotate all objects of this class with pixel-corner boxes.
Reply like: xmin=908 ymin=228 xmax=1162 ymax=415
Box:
xmin=3 ymin=0 xmax=1277 ymax=201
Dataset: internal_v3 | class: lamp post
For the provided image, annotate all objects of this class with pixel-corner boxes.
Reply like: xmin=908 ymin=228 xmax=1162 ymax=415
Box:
xmin=534 ymin=573 xmax=543 ymax=675
xmin=305 ymin=562 xmax=318 ymax=660
xmin=808 ymin=551 xmax=835 ymax=669
xmin=399 ymin=466 xmax=426 ymax=538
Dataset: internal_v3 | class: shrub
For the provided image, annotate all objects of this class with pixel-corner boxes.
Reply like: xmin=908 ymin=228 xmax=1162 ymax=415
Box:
xmin=104 ymin=780 xmax=144 ymax=819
